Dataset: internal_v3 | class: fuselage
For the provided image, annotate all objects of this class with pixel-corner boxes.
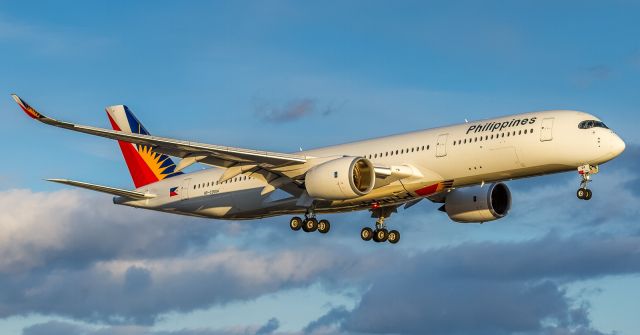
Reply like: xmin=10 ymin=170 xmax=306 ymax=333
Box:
xmin=116 ymin=110 xmax=625 ymax=219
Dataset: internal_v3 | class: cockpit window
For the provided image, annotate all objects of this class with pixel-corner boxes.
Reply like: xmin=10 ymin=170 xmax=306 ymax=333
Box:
xmin=578 ymin=120 xmax=609 ymax=129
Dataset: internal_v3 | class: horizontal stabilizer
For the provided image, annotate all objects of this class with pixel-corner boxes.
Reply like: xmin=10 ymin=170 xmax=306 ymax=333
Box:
xmin=47 ymin=179 xmax=156 ymax=199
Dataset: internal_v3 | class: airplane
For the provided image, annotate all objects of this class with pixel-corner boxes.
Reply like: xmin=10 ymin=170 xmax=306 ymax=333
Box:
xmin=11 ymin=95 xmax=626 ymax=244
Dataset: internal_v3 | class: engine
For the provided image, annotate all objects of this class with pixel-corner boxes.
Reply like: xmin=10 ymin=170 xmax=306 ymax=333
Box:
xmin=441 ymin=183 xmax=511 ymax=223
xmin=305 ymin=157 xmax=376 ymax=200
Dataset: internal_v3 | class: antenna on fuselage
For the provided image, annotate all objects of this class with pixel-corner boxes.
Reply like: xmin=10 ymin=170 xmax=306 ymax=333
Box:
xmin=464 ymin=118 xmax=469 ymax=123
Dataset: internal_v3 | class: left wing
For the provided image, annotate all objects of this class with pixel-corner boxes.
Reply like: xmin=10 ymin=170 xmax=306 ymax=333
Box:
xmin=12 ymin=95 xmax=311 ymax=180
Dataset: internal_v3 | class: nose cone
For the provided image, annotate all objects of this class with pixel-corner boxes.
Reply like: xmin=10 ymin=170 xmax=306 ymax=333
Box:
xmin=611 ymin=134 xmax=626 ymax=157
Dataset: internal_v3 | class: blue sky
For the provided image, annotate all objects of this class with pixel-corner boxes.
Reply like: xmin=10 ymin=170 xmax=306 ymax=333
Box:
xmin=1 ymin=1 xmax=639 ymax=335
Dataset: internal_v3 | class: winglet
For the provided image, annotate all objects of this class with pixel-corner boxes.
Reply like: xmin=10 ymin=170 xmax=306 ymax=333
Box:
xmin=11 ymin=94 xmax=46 ymax=120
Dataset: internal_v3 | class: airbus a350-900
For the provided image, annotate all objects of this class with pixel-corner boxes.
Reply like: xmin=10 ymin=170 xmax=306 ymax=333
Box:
xmin=12 ymin=95 xmax=625 ymax=244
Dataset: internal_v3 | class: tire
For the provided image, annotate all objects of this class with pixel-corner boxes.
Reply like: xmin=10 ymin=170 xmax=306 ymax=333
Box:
xmin=388 ymin=230 xmax=400 ymax=244
xmin=361 ymin=227 xmax=373 ymax=241
xmin=290 ymin=217 xmax=303 ymax=231
xmin=302 ymin=218 xmax=318 ymax=232
xmin=318 ymin=220 xmax=330 ymax=234
xmin=584 ymin=189 xmax=592 ymax=200
xmin=577 ymin=188 xmax=586 ymax=199
xmin=375 ymin=229 xmax=388 ymax=243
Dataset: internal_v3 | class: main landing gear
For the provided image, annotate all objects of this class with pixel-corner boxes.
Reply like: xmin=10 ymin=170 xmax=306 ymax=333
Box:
xmin=361 ymin=205 xmax=400 ymax=244
xmin=576 ymin=164 xmax=598 ymax=201
xmin=289 ymin=212 xmax=330 ymax=234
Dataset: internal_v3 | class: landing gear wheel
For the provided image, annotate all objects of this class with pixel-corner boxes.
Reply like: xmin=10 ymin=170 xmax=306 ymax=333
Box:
xmin=373 ymin=229 xmax=388 ymax=243
xmin=361 ymin=227 xmax=373 ymax=241
xmin=302 ymin=218 xmax=318 ymax=232
xmin=577 ymin=188 xmax=593 ymax=200
xmin=290 ymin=217 xmax=303 ymax=231
xmin=387 ymin=230 xmax=400 ymax=244
xmin=577 ymin=188 xmax=587 ymax=200
xmin=317 ymin=220 xmax=330 ymax=234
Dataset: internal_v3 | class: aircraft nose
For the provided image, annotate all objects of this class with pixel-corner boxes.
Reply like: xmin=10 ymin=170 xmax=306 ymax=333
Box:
xmin=611 ymin=134 xmax=626 ymax=156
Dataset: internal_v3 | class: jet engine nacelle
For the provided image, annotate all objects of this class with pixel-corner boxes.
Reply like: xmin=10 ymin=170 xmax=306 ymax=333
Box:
xmin=305 ymin=157 xmax=376 ymax=200
xmin=442 ymin=183 xmax=511 ymax=223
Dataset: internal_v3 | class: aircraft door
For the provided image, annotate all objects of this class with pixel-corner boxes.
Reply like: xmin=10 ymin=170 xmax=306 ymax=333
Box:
xmin=540 ymin=118 xmax=554 ymax=141
xmin=180 ymin=178 xmax=191 ymax=200
xmin=436 ymin=134 xmax=448 ymax=157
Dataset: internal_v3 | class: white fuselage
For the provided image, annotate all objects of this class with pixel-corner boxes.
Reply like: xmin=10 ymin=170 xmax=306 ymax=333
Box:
xmin=115 ymin=110 xmax=625 ymax=219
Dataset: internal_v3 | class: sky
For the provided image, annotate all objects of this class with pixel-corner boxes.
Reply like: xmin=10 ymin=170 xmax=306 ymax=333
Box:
xmin=1 ymin=1 xmax=640 ymax=334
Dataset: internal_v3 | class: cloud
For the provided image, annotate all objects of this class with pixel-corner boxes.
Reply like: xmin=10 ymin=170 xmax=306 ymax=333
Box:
xmin=252 ymin=97 xmax=344 ymax=123
xmin=255 ymin=318 xmax=280 ymax=335
xmin=302 ymin=233 xmax=640 ymax=335
xmin=22 ymin=318 xmax=282 ymax=335
xmin=0 ymin=189 xmax=219 ymax=274
xmin=4 ymin=145 xmax=640 ymax=333
xmin=254 ymin=98 xmax=317 ymax=123
xmin=0 ymin=189 xmax=384 ymax=325
xmin=1 ymin=245 xmax=376 ymax=325
xmin=303 ymin=306 xmax=350 ymax=335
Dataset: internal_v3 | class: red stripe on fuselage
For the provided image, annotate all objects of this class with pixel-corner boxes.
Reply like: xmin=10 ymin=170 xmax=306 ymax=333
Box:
xmin=107 ymin=113 xmax=159 ymax=188
xmin=415 ymin=183 xmax=440 ymax=196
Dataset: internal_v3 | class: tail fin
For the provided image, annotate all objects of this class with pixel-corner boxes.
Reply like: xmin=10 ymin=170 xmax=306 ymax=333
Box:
xmin=105 ymin=105 xmax=182 ymax=188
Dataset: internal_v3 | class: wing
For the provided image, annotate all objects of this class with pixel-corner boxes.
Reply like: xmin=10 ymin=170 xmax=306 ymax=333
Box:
xmin=47 ymin=179 xmax=156 ymax=199
xmin=12 ymin=95 xmax=310 ymax=180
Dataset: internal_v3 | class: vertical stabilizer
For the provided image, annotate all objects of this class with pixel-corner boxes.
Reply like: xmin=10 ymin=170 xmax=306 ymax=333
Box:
xmin=105 ymin=105 xmax=182 ymax=188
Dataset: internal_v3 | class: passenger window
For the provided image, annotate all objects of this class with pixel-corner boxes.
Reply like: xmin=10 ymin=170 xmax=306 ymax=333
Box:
xmin=518 ymin=130 xmax=522 ymax=135
xmin=427 ymin=145 xmax=430 ymax=150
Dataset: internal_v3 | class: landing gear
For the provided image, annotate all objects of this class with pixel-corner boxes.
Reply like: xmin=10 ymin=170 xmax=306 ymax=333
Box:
xmin=289 ymin=217 xmax=303 ymax=231
xmin=289 ymin=211 xmax=331 ymax=234
xmin=302 ymin=217 xmax=318 ymax=232
xmin=318 ymin=219 xmax=330 ymax=234
xmin=361 ymin=205 xmax=401 ymax=244
xmin=577 ymin=188 xmax=592 ymax=200
xmin=576 ymin=164 xmax=598 ymax=201
xmin=387 ymin=230 xmax=401 ymax=244
xmin=360 ymin=227 xmax=373 ymax=241
xmin=373 ymin=228 xmax=388 ymax=243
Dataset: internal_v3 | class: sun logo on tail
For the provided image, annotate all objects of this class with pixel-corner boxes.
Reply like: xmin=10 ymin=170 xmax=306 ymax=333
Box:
xmin=136 ymin=145 xmax=181 ymax=180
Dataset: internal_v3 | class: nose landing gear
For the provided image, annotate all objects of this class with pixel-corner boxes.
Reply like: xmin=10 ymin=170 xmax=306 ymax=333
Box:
xmin=577 ymin=164 xmax=598 ymax=200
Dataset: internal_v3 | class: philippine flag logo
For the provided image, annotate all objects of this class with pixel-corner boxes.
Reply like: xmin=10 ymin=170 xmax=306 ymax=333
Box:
xmin=169 ymin=187 xmax=179 ymax=197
